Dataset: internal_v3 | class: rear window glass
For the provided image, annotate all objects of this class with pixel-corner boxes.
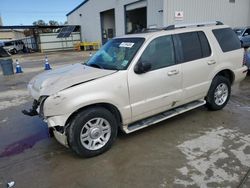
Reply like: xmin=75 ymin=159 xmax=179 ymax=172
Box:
xmin=174 ymin=32 xmax=203 ymax=62
xmin=213 ymin=28 xmax=241 ymax=52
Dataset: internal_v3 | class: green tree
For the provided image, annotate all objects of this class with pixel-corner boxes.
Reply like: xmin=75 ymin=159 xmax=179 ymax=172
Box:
xmin=33 ymin=19 xmax=46 ymax=26
xmin=48 ymin=20 xmax=59 ymax=26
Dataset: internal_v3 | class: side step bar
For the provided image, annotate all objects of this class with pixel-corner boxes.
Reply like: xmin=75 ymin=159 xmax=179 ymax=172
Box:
xmin=124 ymin=99 xmax=206 ymax=133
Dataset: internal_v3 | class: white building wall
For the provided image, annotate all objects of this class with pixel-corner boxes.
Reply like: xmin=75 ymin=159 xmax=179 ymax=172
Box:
xmin=39 ymin=32 xmax=81 ymax=52
xmin=163 ymin=0 xmax=250 ymax=27
xmin=68 ymin=0 xmax=250 ymax=42
xmin=147 ymin=0 xmax=164 ymax=28
xmin=67 ymin=0 xmax=162 ymax=42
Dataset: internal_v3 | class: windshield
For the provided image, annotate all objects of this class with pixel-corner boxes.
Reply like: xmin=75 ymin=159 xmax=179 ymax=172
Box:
xmin=86 ymin=38 xmax=145 ymax=70
xmin=234 ymin=29 xmax=244 ymax=36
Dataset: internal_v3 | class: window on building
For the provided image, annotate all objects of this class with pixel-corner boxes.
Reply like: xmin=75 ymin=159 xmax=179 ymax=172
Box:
xmin=213 ymin=28 xmax=241 ymax=52
xmin=140 ymin=35 xmax=176 ymax=71
xmin=229 ymin=0 xmax=235 ymax=3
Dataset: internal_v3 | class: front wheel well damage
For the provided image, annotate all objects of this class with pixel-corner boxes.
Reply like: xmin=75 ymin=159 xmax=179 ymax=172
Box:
xmin=64 ymin=103 xmax=123 ymax=135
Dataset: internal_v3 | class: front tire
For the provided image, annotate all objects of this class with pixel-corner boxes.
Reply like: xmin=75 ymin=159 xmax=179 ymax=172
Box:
xmin=13 ymin=48 xmax=18 ymax=54
xmin=68 ymin=107 xmax=118 ymax=158
xmin=206 ymin=76 xmax=231 ymax=111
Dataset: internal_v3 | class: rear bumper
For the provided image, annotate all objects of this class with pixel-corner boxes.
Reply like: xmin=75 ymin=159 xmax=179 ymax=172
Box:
xmin=233 ymin=66 xmax=248 ymax=84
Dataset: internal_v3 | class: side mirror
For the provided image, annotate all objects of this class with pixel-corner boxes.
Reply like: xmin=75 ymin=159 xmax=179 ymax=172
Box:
xmin=134 ymin=60 xmax=151 ymax=74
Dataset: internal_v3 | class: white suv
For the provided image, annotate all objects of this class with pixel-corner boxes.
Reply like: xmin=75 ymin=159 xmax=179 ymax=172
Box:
xmin=3 ymin=40 xmax=25 ymax=54
xmin=24 ymin=22 xmax=248 ymax=157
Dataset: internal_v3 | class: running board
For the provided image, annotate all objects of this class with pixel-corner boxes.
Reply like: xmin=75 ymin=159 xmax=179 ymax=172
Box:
xmin=125 ymin=99 xmax=206 ymax=133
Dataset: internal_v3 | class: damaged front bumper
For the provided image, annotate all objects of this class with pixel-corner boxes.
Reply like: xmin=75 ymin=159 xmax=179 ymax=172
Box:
xmin=22 ymin=100 xmax=39 ymax=116
xmin=23 ymin=98 xmax=70 ymax=148
xmin=46 ymin=116 xmax=69 ymax=147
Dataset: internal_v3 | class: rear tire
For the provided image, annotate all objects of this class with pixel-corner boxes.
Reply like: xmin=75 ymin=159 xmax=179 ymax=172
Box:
xmin=68 ymin=107 xmax=118 ymax=158
xmin=206 ymin=76 xmax=231 ymax=111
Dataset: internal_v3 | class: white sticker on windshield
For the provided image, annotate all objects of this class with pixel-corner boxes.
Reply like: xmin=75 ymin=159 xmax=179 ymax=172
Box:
xmin=119 ymin=42 xmax=135 ymax=48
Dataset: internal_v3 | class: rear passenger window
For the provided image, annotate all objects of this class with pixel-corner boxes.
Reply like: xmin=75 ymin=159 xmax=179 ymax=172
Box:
xmin=198 ymin=32 xmax=211 ymax=58
xmin=175 ymin=31 xmax=210 ymax=63
xmin=140 ymin=35 xmax=175 ymax=71
xmin=213 ymin=28 xmax=241 ymax=52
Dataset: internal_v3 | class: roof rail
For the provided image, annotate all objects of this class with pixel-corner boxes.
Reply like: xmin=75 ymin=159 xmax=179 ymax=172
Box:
xmin=135 ymin=21 xmax=224 ymax=34
xmin=163 ymin=21 xmax=224 ymax=30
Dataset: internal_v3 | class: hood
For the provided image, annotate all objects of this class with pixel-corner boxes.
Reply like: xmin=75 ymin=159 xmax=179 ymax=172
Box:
xmin=29 ymin=63 xmax=117 ymax=96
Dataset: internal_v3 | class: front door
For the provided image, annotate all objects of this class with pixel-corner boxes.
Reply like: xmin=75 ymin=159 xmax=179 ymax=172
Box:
xmin=128 ymin=35 xmax=183 ymax=122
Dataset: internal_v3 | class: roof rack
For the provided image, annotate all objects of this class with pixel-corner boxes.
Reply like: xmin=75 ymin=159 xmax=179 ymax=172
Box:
xmin=136 ymin=21 xmax=224 ymax=34
xmin=163 ymin=21 xmax=224 ymax=30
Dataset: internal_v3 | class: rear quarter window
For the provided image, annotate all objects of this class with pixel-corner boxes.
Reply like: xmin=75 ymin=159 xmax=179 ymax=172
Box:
xmin=212 ymin=28 xmax=241 ymax=52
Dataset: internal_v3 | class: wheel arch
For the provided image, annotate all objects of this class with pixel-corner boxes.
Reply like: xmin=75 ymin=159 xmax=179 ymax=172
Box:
xmin=213 ymin=69 xmax=235 ymax=85
xmin=65 ymin=103 xmax=123 ymax=131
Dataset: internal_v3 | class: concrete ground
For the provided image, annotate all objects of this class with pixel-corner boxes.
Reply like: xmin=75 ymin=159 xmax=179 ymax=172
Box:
xmin=0 ymin=51 xmax=250 ymax=188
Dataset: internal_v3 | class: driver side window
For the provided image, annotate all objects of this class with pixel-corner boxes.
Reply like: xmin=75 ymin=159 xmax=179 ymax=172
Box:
xmin=140 ymin=35 xmax=176 ymax=71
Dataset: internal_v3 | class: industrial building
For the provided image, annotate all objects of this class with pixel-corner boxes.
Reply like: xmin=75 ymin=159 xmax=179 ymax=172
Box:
xmin=0 ymin=25 xmax=81 ymax=52
xmin=0 ymin=29 xmax=25 ymax=40
xmin=67 ymin=0 xmax=250 ymax=44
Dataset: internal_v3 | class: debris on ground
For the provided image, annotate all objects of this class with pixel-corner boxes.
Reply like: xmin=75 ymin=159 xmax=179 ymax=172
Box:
xmin=7 ymin=181 xmax=15 ymax=188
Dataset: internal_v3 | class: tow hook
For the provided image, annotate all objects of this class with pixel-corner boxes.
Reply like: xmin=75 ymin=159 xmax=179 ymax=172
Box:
xmin=22 ymin=100 xmax=39 ymax=116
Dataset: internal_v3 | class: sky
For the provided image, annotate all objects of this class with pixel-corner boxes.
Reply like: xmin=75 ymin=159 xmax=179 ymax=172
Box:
xmin=0 ymin=0 xmax=84 ymax=25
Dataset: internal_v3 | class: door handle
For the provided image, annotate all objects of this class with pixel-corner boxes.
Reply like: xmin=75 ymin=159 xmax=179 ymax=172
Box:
xmin=168 ymin=70 xmax=179 ymax=76
xmin=207 ymin=60 xmax=216 ymax=65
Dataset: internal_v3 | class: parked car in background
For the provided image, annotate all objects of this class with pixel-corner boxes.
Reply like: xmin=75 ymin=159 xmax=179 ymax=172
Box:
xmin=2 ymin=39 xmax=25 ymax=54
xmin=234 ymin=27 xmax=250 ymax=47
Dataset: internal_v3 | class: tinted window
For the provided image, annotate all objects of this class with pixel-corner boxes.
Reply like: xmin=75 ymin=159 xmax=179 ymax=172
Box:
xmin=4 ymin=42 xmax=13 ymax=46
xmin=140 ymin=35 xmax=175 ymax=71
xmin=244 ymin=29 xmax=250 ymax=35
xmin=198 ymin=31 xmax=211 ymax=58
xmin=175 ymin=32 xmax=203 ymax=63
xmin=234 ymin=28 xmax=244 ymax=36
xmin=213 ymin=28 xmax=241 ymax=52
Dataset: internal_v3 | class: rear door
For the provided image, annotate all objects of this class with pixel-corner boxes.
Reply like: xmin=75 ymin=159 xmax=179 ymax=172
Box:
xmin=173 ymin=31 xmax=215 ymax=101
xmin=128 ymin=35 xmax=183 ymax=122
